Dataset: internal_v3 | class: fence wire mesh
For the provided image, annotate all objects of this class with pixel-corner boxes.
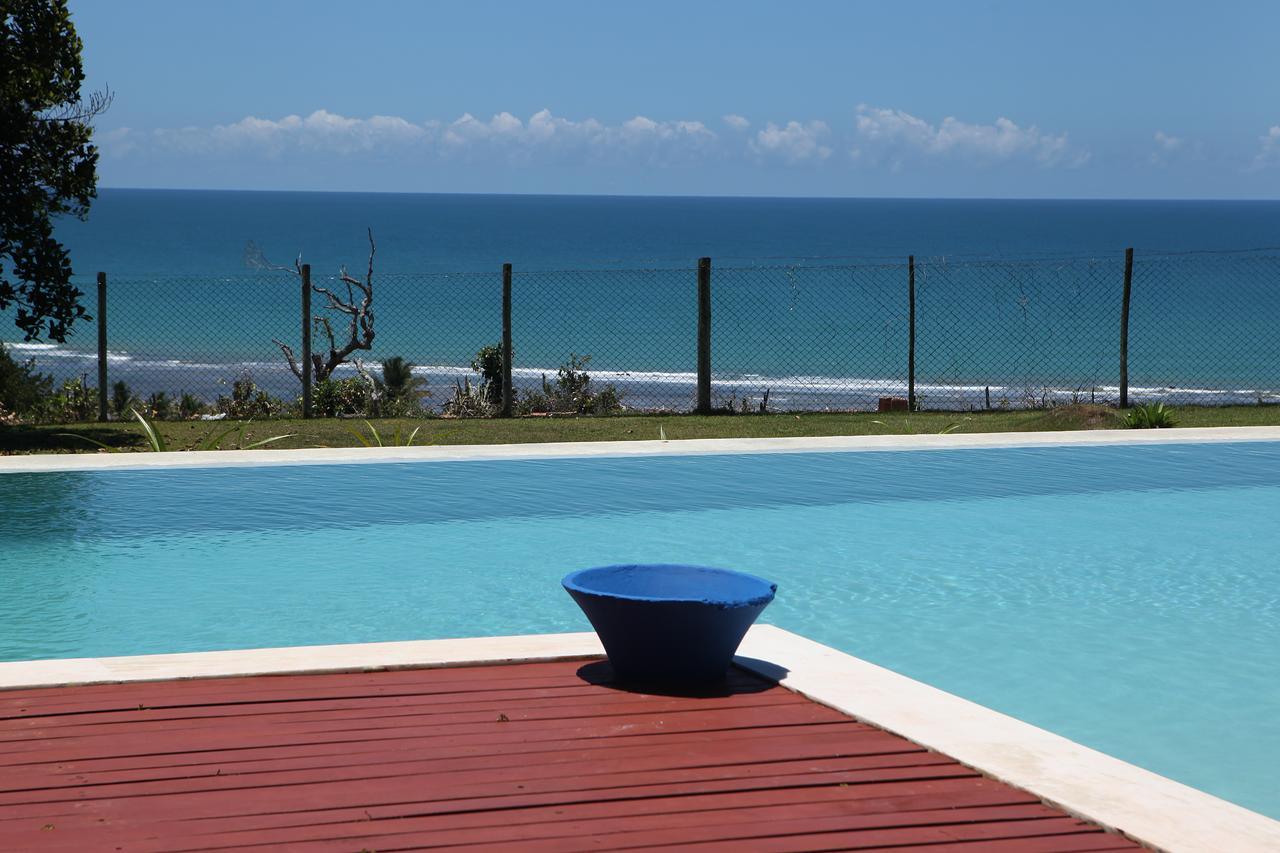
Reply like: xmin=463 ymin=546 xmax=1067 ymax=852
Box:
xmin=912 ymin=256 xmax=1124 ymax=410
xmin=6 ymin=249 xmax=1279 ymax=421
xmin=1129 ymin=253 xmax=1280 ymax=406
xmin=713 ymin=263 xmax=908 ymax=412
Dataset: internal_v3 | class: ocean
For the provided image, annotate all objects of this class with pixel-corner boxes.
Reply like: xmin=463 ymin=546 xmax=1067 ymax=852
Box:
xmin=7 ymin=190 xmax=1280 ymax=411
xmin=48 ymin=189 xmax=1280 ymax=274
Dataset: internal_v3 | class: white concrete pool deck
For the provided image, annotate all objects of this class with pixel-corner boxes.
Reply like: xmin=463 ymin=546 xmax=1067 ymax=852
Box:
xmin=1 ymin=625 xmax=1276 ymax=853
xmin=3 ymin=423 xmax=1280 ymax=473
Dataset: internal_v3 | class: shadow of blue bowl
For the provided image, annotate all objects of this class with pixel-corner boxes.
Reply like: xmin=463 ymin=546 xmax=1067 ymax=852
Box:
xmin=563 ymin=564 xmax=777 ymax=685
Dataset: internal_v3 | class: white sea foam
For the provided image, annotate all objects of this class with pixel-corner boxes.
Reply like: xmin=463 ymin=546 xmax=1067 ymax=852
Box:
xmin=3 ymin=341 xmax=132 ymax=363
xmin=5 ymin=342 xmax=1277 ymax=410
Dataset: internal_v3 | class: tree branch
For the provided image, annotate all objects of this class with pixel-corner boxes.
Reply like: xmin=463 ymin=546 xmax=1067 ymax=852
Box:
xmin=265 ymin=228 xmax=378 ymax=384
xmin=272 ymin=338 xmax=303 ymax=380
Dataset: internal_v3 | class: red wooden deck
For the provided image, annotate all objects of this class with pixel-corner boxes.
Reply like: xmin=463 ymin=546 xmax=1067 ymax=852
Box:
xmin=0 ymin=659 xmax=1141 ymax=852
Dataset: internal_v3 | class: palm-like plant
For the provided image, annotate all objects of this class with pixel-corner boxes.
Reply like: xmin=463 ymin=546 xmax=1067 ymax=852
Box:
xmin=380 ymin=356 xmax=427 ymax=402
xmin=110 ymin=380 xmax=135 ymax=419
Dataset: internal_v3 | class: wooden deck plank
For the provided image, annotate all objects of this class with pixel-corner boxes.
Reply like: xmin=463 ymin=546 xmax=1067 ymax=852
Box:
xmin=141 ymin=802 xmax=1073 ymax=852
xmin=618 ymin=824 xmax=1123 ymax=853
xmin=118 ymin=776 xmax=1033 ymax=841
xmin=0 ymin=692 xmax=808 ymax=744
xmin=1 ymin=729 xmax=917 ymax=794
xmin=0 ymin=668 xmax=785 ymax=725
xmin=0 ymin=660 xmax=1142 ymax=852
xmin=0 ymin=660 xmax=766 ymax=715
xmin=504 ymin=815 xmax=1104 ymax=853
xmin=2 ymin=720 xmax=867 ymax=778
xmin=0 ymin=759 xmax=982 ymax=824
xmin=0 ymin=701 xmax=845 ymax=768
xmin=1 ymin=750 xmax=960 ymax=809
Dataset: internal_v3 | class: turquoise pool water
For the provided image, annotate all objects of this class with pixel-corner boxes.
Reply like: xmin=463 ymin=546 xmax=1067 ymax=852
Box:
xmin=2 ymin=442 xmax=1278 ymax=818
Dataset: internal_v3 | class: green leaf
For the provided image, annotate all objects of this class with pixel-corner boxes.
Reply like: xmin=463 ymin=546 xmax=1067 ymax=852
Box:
xmin=240 ymin=434 xmax=296 ymax=450
xmin=54 ymin=433 xmax=118 ymax=452
xmin=194 ymin=422 xmax=244 ymax=452
xmin=343 ymin=425 xmax=372 ymax=447
xmin=130 ymin=408 xmax=166 ymax=452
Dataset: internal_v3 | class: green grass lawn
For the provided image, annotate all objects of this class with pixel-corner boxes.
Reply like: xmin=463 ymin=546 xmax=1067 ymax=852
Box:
xmin=4 ymin=404 xmax=1280 ymax=455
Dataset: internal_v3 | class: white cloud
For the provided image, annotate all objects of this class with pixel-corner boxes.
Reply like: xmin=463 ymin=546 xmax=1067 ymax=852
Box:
xmin=144 ymin=110 xmax=427 ymax=158
xmin=851 ymin=105 xmax=1086 ymax=168
xmin=99 ymin=106 xmax=1106 ymax=177
xmin=437 ymin=109 xmax=714 ymax=164
xmin=111 ymin=108 xmax=716 ymax=166
xmin=749 ymin=121 xmax=832 ymax=164
xmin=1150 ymin=130 xmax=1185 ymax=166
xmin=1252 ymin=126 xmax=1280 ymax=170
xmin=620 ymin=115 xmax=715 ymax=146
xmin=1153 ymin=131 xmax=1183 ymax=151
xmin=99 ymin=127 xmax=137 ymax=157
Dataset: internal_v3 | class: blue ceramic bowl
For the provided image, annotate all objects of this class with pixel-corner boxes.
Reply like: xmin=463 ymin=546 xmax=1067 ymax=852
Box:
xmin=563 ymin=564 xmax=777 ymax=684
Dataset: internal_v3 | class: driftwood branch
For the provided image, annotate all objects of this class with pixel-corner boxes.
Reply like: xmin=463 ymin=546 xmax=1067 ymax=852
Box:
xmin=260 ymin=229 xmax=378 ymax=385
xmin=272 ymin=339 xmax=303 ymax=380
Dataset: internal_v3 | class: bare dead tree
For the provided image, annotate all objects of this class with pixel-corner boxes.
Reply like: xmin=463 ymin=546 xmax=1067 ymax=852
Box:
xmin=257 ymin=229 xmax=378 ymax=384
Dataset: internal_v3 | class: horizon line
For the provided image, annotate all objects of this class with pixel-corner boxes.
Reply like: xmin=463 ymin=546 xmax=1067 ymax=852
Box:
xmin=94 ymin=186 xmax=1280 ymax=204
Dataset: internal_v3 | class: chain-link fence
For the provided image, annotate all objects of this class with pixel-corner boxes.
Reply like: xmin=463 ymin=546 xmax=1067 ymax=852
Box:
xmin=7 ymin=249 xmax=1280 ymax=420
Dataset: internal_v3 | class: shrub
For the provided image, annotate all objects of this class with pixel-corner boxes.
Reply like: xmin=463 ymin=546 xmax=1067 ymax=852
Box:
xmin=178 ymin=391 xmax=207 ymax=419
xmin=440 ymin=345 xmax=510 ymax=418
xmin=312 ymin=377 xmax=372 ymax=417
xmin=216 ymin=372 xmax=288 ymax=419
xmin=381 ymin=356 xmax=427 ymax=401
xmin=146 ymin=391 xmax=173 ymax=421
xmin=443 ymin=376 xmax=497 ymax=418
xmin=110 ymin=381 xmax=137 ymax=419
xmin=0 ymin=343 xmax=53 ymax=418
xmin=716 ymin=389 xmax=771 ymax=415
xmin=377 ymin=356 xmax=428 ymax=417
xmin=1123 ymin=402 xmax=1177 ymax=429
xmin=586 ymin=383 xmax=623 ymax=415
xmin=471 ymin=343 xmax=509 ymax=407
xmin=36 ymin=375 xmax=96 ymax=423
xmin=519 ymin=353 xmax=623 ymax=415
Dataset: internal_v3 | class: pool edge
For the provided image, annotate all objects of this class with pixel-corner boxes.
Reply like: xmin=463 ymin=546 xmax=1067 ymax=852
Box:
xmin=4 ymin=423 xmax=1280 ymax=473
xmin=736 ymin=624 xmax=1280 ymax=853
xmin=2 ymin=626 xmax=1276 ymax=853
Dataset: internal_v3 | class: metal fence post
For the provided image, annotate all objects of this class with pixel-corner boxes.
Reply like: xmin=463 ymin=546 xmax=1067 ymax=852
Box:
xmin=1120 ymin=247 xmax=1133 ymax=408
xmin=301 ymin=263 xmax=313 ymax=418
xmin=96 ymin=272 xmax=108 ymax=421
xmin=907 ymin=256 xmax=916 ymax=412
xmin=501 ymin=263 xmax=513 ymax=418
xmin=696 ymin=257 xmax=712 ymax=414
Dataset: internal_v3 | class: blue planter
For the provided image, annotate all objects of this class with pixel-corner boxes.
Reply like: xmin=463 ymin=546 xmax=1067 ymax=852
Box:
xmin=563 ymin=564 xmax=777 ymax=684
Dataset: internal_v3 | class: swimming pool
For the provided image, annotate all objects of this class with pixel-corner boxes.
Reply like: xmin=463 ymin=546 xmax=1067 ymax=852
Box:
xmin=2 ymin=438 xmax=1278 ymax=818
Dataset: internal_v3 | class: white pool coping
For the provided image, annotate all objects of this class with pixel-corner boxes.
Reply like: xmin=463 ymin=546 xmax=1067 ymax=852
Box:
xmin=1 ymin=626 xmax=1275 ymax=852
xmin=3 ymin=424 xmax=1280 ymax=473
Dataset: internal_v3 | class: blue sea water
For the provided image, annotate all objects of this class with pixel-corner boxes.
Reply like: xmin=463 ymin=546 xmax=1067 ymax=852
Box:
xmin=1 ymin=441 xmax=1278 ymax=818
xmin=5 ymin=190 xmax=1280 ymax=409
xmin=50 ymin=190 xmax=1280 ymax=274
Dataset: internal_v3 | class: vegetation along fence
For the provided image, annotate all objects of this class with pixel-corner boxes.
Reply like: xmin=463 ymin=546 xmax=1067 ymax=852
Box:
xmin=8 ymin=248 xmax=1280 ymax=422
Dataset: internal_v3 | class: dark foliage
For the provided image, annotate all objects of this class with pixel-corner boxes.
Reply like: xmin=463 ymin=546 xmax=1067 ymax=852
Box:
xmin=0 ymin=1 xmax=109 ymax=341
xmin=0 ymin=343 xmax=53 ymax=415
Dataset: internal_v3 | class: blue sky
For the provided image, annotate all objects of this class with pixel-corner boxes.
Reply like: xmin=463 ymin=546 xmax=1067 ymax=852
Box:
xmin=73 ymin=0 xmax=1280 ymax=198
